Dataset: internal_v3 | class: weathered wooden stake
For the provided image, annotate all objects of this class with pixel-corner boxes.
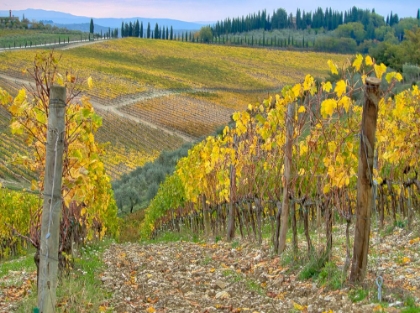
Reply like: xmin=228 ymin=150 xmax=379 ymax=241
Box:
xmin=350 ymin=77 xmax=381 ymax=282
xmin=278 ymin=103 xmax=295 ymax=254
xmin=37 ymin=86 xmax=66 ymax=313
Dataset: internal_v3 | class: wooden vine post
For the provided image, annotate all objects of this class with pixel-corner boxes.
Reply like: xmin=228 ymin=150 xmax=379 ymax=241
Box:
xmin=277 ymin=103 xmax=295 ymax=254
xmin=350 ymin=77 xmax=381 ymax=282
xmin=37 ymin=86 xmax=66 ymax=313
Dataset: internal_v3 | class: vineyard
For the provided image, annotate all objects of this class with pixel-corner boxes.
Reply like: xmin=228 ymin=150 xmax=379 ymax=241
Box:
xmin=120 ymin=94 xmax=236 ymax=139
xmin=139 ymin=55 xmax=420 ymax=284
xmin=0 ymin=38 xmax=346 ymax=184
xmin=95 ymin=108 xmax=184 ymax=179
xmin=0 ymin=38 xmax=345 ymax=96
xmin=0 ymin=34 xmax=419 ymax=312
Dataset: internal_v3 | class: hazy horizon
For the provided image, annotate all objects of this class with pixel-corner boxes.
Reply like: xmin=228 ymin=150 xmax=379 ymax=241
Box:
xmin=1 ymin=1 xmax=418 ymax=22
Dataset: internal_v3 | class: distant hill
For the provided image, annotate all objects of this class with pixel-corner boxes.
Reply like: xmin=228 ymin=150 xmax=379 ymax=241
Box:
xmin=0 ymin=8 xmax=205 ymax=31
xmin=53 ymin=23 xmax=111 ymax=34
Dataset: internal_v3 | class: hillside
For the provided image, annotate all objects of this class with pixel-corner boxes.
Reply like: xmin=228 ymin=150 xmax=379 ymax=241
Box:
xmin=0 ymin=38 xmax=346 ymax=185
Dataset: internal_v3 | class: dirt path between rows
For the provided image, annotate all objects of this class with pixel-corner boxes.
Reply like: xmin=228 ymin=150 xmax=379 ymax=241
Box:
xmin=100 ymin=225 xmax=420 ymax=313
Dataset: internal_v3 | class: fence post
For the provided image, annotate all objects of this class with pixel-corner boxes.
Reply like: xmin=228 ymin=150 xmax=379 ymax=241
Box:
xmin=350 ymin=77 xmax=381 ymax=282
xmin=37 ymin=86 xmax=66 ymax=313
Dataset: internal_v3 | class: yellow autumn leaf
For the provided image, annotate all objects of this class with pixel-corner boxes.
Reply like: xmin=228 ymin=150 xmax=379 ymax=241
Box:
xmin=352 ymin=54 xmax=363 ymax=71
xmin=299 ymin=141 xmax=308 ymax=156
xmin=338 ymin=96 xmax=351 ymax=113
xmin=56 ymin=73 xmax=64 ymax=86
xmin=323 ymin=81 xmax=332 ymax=92
xmin=385 ymin=72 xmax=403 ymax=83
xmin=98 ymin=305 xmax=107 ymax=312
xmin=327 ymin=60 xmax=338 ymax=75
xmin=323 ymin=183 xmax=331 ymax=194
xmin=328 ymin=141 xmax=337 ymax=153
xmin=365 ymin=55 xmax=373 ymax=66
xmin=402 ymin=256 xmax=411 ymax=264
xmin=10 ymin=120 xmax=24 ymax=135
xmin=66 ymin=73 xmax=73 ymax=82
xmin=303 ymin=74 xmax=314 ymax=91
xmin=298 ymin=168 xmax=305 ymax=176
xmin=298 ymin=105 xmax=306 ymax=113
xmin=335 ymin=80 xmax=346 ymax=97
xmin=322 ymin=310 xmax=334 ymax=313
xmin=87 ymin=76 xmax=93 ymax=89
xmin=321 ymin=99 xmax=337 ymax=118
xmin=409 ymin=237 xmax=420 ymax=244
xmin=292 ymin=83 xmax=302 ymax=98
xmin=293 ymin=302 xmax=307 ymax=311
xmin=374 ymin=63 xmax=387 ymax=79
xmin=31 ymin=180 xmax=38 ymax=191
xmin=146 ymin=306 xmax=156 ymax=313
xmin=345 ymin=176 xmax=350 ymax=186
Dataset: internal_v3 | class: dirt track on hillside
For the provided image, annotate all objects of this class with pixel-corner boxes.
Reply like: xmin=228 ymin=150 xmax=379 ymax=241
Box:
xmin=0 ymin=73 xmax=194 ymax=142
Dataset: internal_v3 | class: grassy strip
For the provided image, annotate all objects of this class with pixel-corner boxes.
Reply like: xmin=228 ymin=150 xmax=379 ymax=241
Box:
xmin=9 ymin=239 xmax=114 ymax=313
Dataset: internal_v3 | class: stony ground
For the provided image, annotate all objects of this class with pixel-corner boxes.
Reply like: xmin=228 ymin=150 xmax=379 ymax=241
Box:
xmin=100 ymin=224 xmax=420 ymax=313
xmin=1 ymin=222 xmax=419 ymax=312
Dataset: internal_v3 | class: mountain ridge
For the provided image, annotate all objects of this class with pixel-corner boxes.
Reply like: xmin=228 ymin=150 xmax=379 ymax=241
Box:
xmin=0 ymin=8 xmax=207 ymax=31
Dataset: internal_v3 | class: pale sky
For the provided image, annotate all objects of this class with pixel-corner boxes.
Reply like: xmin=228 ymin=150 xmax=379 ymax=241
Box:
xmin=1 ymin=0 xmax=418 ymax=22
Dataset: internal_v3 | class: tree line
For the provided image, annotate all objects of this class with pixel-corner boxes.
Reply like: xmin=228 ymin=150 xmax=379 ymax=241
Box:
xmin=211 ymin=6 xmax=408 ymax=35
xmin=120 ymin=20 xmax=177 ymax=40
xmin=112 ymin=143 xmax=193 ymax=214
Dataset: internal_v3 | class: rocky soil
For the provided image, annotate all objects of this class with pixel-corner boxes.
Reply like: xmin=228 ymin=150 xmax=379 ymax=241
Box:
xmin=100 ymin=225 xmax=420 ymax=313
xmin=1 ymin=223 xmax=418 ymax=312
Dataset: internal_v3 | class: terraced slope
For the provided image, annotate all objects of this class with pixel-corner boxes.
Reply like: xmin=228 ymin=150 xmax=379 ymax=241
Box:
xmin=0 ymin=38 xmax=347 ymax=184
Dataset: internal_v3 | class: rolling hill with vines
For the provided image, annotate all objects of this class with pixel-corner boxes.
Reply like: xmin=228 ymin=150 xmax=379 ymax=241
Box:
xmin=0 ymin=37 xmax=347 ymax=186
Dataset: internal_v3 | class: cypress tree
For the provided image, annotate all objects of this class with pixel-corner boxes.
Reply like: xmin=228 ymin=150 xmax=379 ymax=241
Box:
xmin=154 ymin=23 xmax=159 ymax=39
xmin=170 ymin=26 xmax=173 ymax=40
xmin=129 ymin=22 xmax=133 ymax=37
xmin=147 ymin=22 xmax=151 ymax=38
xmin=140 ymin=22 xmax=143 ymax=38
xmin=134 ymin=20 xmax=140 ymax=37
xmin=121 ymin=22 xmax=124 ymax=37
xmin=90 ymin=18 xmax=94 ymax=34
